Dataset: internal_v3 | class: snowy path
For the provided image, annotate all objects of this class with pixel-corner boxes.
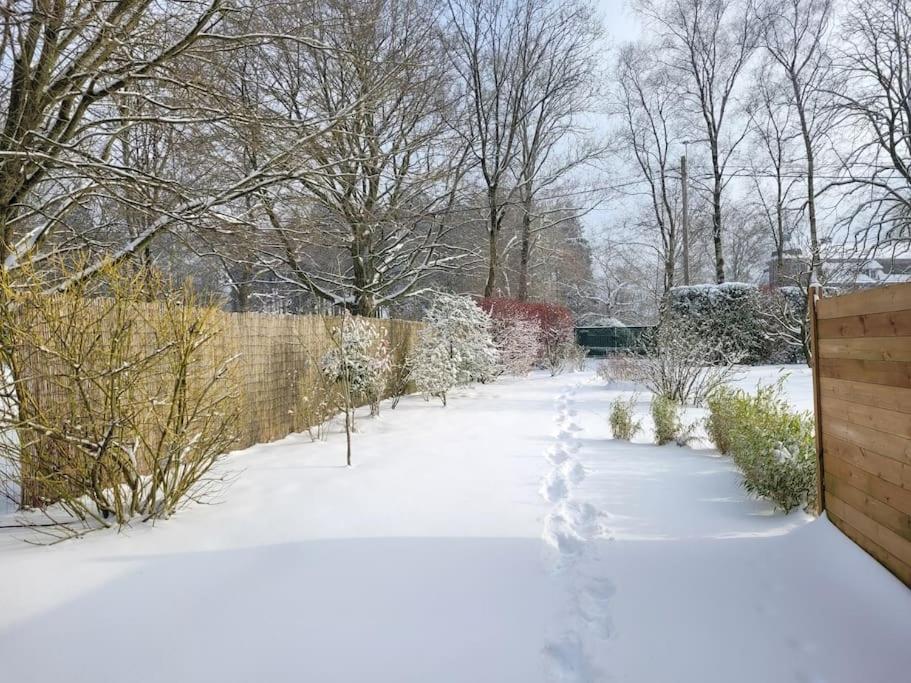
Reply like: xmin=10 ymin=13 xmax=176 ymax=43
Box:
xmin=1 ymin=368 xmax=911 ymax=682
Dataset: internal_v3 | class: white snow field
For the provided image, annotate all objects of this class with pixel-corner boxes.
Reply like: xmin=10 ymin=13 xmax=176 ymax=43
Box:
xmin=2 ymin=366 xmax=910 ymax=682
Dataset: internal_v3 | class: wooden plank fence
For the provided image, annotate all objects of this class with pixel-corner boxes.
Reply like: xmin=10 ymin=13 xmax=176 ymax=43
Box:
xmin=809 ymin=282 xmax=911 ymax=587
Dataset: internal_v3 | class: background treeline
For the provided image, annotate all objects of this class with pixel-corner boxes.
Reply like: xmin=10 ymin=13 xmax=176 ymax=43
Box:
xmin=1 ymin=0 xmax=909 ymax=323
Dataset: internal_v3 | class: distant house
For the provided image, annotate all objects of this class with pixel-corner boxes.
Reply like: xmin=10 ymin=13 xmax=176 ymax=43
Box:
xmin=766 ymin=248 xmax=911 ymax=290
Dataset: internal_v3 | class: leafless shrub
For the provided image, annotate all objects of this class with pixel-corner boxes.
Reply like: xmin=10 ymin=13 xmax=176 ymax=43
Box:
xmin=635 ymin=317 xmax=742 ymax=405
xmin=596 ymin=353 xmax=644 ymax=384
xmin=0 ymin=263 xmax=239 ymax=539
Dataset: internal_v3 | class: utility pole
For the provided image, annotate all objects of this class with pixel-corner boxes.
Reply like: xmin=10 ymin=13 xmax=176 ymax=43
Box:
xmin=681 ymin=149 xmax=690 ymax=286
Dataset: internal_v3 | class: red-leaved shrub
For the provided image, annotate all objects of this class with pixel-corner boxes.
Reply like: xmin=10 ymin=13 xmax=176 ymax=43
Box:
xmin=477 ymin=298 xmax=575 ymax=374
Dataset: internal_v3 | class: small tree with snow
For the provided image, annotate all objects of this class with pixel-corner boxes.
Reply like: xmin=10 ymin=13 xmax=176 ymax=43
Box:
xmin=320 ymin=315 xmax=392 ymax=418
xmin=408 ymin=293 xmax=498 ymax=405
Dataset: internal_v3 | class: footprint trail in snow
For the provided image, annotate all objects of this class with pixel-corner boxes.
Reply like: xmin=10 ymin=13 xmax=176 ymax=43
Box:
xmin=540 ymin=381 xmax=615 ymax=682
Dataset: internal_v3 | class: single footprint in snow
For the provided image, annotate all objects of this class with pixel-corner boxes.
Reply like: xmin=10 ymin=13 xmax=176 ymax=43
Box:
xmin=543 ymin=633 xmax=593 ymax=683
xmin=561 ymin=501 xmax=609 ymax=540
xmin=560 ymin=459 xmax=586 ymax=485
xmin=578 ymin=579 xmax=616 ymax=639
xmin=546 ymin=447 xmax=570 ymax=465
xmin=543 ymin=509 xmax=584 ymax=555
xmin=556 ymin=428 xmax=576 ymax=442
xmin=540 ymin=468 xmax=570 ymax=503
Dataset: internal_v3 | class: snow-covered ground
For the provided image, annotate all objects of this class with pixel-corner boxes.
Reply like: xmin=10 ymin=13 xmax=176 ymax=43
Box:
xmin=1 ymin=365 xmax=909 ymax=682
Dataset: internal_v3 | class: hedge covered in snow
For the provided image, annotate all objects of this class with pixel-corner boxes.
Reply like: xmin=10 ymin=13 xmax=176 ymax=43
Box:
xmin=667 ymin=283 xmax=809 ymax=364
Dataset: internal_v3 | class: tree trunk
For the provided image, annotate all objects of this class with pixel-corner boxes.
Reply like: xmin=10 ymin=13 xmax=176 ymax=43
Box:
xmin=664 ymin=230 xmax=676 ymax=294
xmin=518 ymin=202 xmax=532 ymax=301
xmin=484 ymin=188 xmax=500 ymax=298
xmin=792 ymin=75 xmax=820 ymax=282
xmin=351 ymin=224 xmax=376 ymax=316
xmin=711 ymin=146 xmax=725 ymax=284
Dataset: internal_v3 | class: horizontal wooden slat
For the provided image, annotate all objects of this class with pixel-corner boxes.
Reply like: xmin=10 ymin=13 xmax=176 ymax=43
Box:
xmin=826 ymin=493 xmax=911 ymax=566
xmin=817 ymin=308 xmax=911 ymax=339
xmin=818 ymin=336 xmax=911 ymax=362
xmin=825 ymin=453 xmax=911 ymax=516
xmin=828 ymin=508 xmax=911 ymax=586
xmin=823 ymin=417 xmax=911 ymax=465
xmin=818 ymin=357 xmax=911 ymax=389
xmin=826 ymin=474 xmax=911 ymax=542
xmin=817 ymin=282 xmax=911 ymax=319
xmin=819 ymin=377 xmax=911 ymax=415
xmin=820 ymin=395 xmax=911 ymax=439
xmin=822 ymin=433 xmax=911 ymax=490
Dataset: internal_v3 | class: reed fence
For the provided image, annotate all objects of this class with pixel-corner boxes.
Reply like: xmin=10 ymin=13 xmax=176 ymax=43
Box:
xmin=10 ymin=299 xmax=423 ymax=506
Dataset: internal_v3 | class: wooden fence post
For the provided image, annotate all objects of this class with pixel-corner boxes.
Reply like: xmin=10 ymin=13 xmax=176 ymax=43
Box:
xmin=808 ymin=284 xmax=825 ymax=515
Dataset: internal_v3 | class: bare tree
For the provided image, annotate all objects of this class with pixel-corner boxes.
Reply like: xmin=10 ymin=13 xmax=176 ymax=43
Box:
xmin=834 ymin=0 xmax=911 ymax=249
xmin=512 ymin=0 xmax=604 ymax=300
xmin=615 ymin=44 xmax=682 ymax=296
xmin=445 ymin=0 xmax=531 ymax=297
xmin=744 ymin=64 xmax=802 ymax=279
xmin=239 ymin=0 xmax=467 ymax=316
xmin=636 ymin=0 xmax=760 ymax=283
xmin=0 ymin=1 xmax=357 ymax=293
xmin=762 ymin=0 xmax=836 ymax=280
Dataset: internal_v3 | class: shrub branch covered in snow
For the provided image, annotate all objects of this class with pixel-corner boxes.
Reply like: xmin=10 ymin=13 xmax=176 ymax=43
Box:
xmin=760 ymin=287 xmax=809 ymax=364
xmin=707 ymin=381 xmax=816 ymax=512
xmin=477 ymin=297 xmax=579 ymax=375
xmin=408 ymin=293 xmax=497 ymax=405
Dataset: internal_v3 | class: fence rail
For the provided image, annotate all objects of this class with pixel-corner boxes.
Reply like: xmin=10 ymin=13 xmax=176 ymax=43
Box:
xmin=809 ymin=282 xmax=911 ymax=587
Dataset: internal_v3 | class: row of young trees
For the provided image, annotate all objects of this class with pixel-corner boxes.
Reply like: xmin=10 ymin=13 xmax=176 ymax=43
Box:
xmin=0 ymin=0 xmax=606 ymax=317
xmin=610 ymin=0 xmax=911 ymax=318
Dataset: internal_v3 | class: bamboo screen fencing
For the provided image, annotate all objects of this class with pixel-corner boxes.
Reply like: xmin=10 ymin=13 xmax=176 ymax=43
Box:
xmin=809 ymin=282 xmax=911 ymax=587
xmin=12 ymin=302 xmax=423 ymax=505
xmin=215 ymin=311 xmax=423 ymax=449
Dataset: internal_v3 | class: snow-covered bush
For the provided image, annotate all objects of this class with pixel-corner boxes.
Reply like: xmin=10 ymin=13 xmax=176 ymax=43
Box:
xmin=609 ymin=396 xmax=641 ymax=440
xmin=491 ymin=316 xmax=541 ymax=376
xmin=635 ymin=316 xmax=741 ymax=405
xmin=668 ymin=283 xmax=770 ymax=364
xmin=408 ymin=293 xmax=498 ymax=405
xmin=706 ymin=382 xmax=816 ymax=512
xmin=651 ymin=394 xmax=684 ymax=445
xmin=321 ymin=315 xmax=391 ymax=416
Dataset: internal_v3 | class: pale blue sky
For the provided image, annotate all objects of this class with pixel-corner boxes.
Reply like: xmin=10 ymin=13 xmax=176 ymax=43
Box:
xmin=597 ymin=0 xmax=642 ymax=44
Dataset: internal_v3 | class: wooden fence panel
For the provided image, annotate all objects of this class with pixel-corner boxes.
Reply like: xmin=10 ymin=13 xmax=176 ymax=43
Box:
xmin=810 ymin=282 xmax=911 ymax=587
